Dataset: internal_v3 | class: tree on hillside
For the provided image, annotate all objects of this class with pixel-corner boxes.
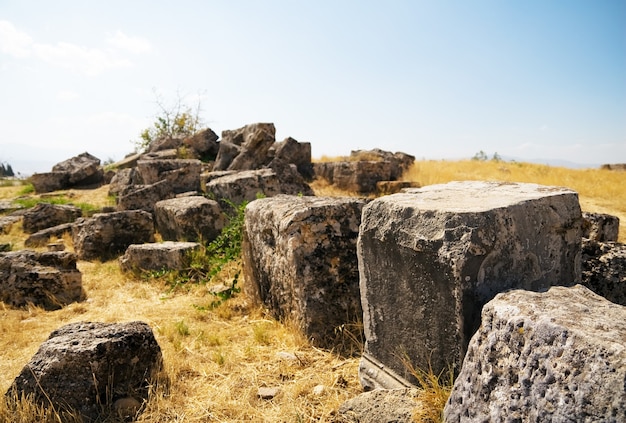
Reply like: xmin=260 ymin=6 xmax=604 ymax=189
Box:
xmin=0 ymin=162 xmax=15 ymax=177
xmin=133 ymin=89 xmax=205 ymax=153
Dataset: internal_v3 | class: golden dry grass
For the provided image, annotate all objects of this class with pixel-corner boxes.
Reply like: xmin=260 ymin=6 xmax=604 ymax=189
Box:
xmin=0 ymin=158 xmax=623 ymax=421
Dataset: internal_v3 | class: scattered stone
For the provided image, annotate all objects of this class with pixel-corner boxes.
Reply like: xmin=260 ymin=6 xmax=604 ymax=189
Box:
xmin=276 ymin=351 xmax=299 ymax=362
xmin=47 ymin=241 xmax=65 ymax=252
xmin=72 ymin=210 xmax=155 ymax=261
xmin=28 ymin=171 xmax=68 ymax=193
xmin=6 ymin=321 xmax=162 ymax=422
xmin=108 ymin=167 xmax=142 ymax=197
xmin=0 ymin=250 xmax=84 ymax=310
xmin=273 ymin=137 xmax=314 ymax=179
xmin=443 ymin=285 xmax=626 ymax=422
xmin=214 ymin=122 xmax=276 ymax=171
xmin=154 ymin=196 xmax=225 ymax=242
xmin=376 ymin=180 xmax=420 ymax=196
xmin=581 ymin=239 xmax=626 ymax=306
xmin=243 ymin=195 xmax=366 ymax=351
xmin=183 ymin=128 xmax=220 ymax=160
xmin=24 ymin=222 xmax=75 ymax=247
xmin=257 ymin=386 xmax=280 ymax=400
xmin=582 ymin=211 xmax=620 ymax=242
xmin=314 ymin=160 xmax=392 ymax=194
xmin=136 ymin=159 xmax=202 ymax=193
xmin=358 ymin=181 xmax=583 ymax=389
xmin=119 ymin=241 xmax=200 ymax=273
xmin=0 ymin=215 xmax=22 ymax=233
xmin=600 ymin=163 xmax=626 ymax=171
xmin=338 ymin=388 xmax=421 ymax=423
xmin=350 ymin=148 xmax=415 ymax=180
xmin=116 ymin=179 xmax=175 ymax=212
xmin=22 ymin=202 xmax=82 ymax=234
xmin=312 ymin=385 xmax=325 ymax=396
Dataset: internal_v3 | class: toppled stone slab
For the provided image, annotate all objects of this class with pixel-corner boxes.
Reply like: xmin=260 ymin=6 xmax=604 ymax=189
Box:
xmin=25 ymin=222 xmax=74 ymax=247
xmin=22 ymin=202 xmax=82 ymax=233
xmin=338 ymin=388 xmax=421 ymax=423
xmin=581 ymin=239 xmax=626 ymax=306
xmin=273 ymin=137 xmax=314 ymax=179
xmin=154 ymin=196 xmax=225 ymax=242
xmin=350 ymin=148 xmax=415 ymax=180
xmin=582 ymin=211 xmax=620 ymax=242
xmin=214 ymin=122 xmax=276 ymax=171
xmin=206 ymin=166 xmax=313 ymax=206
xmin=119 ymin=241 xmax=200 ymax=273
xmin=358 ymin=181 xmax=582 ymax=389
xmin=72 ymin=210 xmax=155 ymax=261
xmin=0 ymin=250 xmax=84 ymax=310
xmin=108 ymin=167 xmax=141 ymax=197
xmin=243 ymin=195 xmax=366 ymax=351
xmin=29 ymin=171 xmax=68 ymax=193
xmin=136 ymin=159 xmax=202 ymax=193
xmin=444 ymin=285 xmax=626 ymax=422
xmin=314 ymin=161 xmax=392 ymax=194
xmin=116 ymin=179 xmax=175 ymax=212
xmin=7 ymin=321 xmax=162 ymax=422
xmin=376 ymin=180 xmax=420 ymax=196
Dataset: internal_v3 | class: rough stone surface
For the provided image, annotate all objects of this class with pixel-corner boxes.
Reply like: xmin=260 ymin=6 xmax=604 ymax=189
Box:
xmin=21 ymin=202 xmax=82 ymax=233
xmin=146 ymin=136 xmax=182 ymax=153
xmin=581 ymin=239 xmax=626 ymax=306
xmin=7 ymin=321 xmax=162 ymax=422
xmin=136 ymin=159 xmax=202 ymax=193
xmin=25 ymin=222 xmax=75 ymax=247
xmin=273 ymin=137 xmax=314 ymax=179
xmin=444 ymin=285 xmax=626 ymax=423
xmin=582 ymin=211 xmax=620 ymax=242
xmin=214 ymin=122 xmax=276 ymax=171
xmin=108 ymin=168 xmax=141 ymax=197
xmin=0 ymin=214 xmax=22 ymax=233
xmin=243 ymin=195 xmax=366 ymax=350
xmin=154 ymin=196 xmax=225 ymax=242
xmin=119 ymin=241 xmax=200 ymax=273
xmin=314 ymin=161 xmax=393 ymax=194
xmin=206 ymin=167 xmax=313 ymax=206
xmin=601 ymin=163 xmax=626 ymax=171
xmin=116 ymin=179 xmax=175 ymax=212
xmin=0 ymin=250 xmax=84 ymax=310
xmin=350 ymin=148 xmax=415 ymax=180
xmin=52 ymin=152 xmax=103 ymax=186
xmin=183 ymin=128 xmax=219 ymax=159
xmin=376 ymin=180 xmax=420 ymax=196
xmin=337 ymin=388 xmax=421 ymax=423
xmin=358 ymin=181 xmax=583 ymax=389
xmin=72 ymin=211 xmax=155 ymax=261
xmin=29 ymin=171 xmax=69 ymax=193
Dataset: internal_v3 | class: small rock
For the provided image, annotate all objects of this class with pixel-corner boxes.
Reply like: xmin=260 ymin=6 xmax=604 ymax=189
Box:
xmin=257 ymin=386 xmax=280 ymax=400
xmin=312 ymin=385 xmax=325 ymax=396
xmin=113 ymin=396 xmax=141 ymax=418
xmin=276 ymin=351 xmax=298 ymax=362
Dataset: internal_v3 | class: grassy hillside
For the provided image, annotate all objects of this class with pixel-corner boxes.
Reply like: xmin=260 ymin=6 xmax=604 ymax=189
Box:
xmin=0 ymin=159 xmax=623 ymax=422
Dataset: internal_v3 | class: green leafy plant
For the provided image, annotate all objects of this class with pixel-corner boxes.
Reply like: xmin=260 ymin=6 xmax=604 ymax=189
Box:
xmin=133 ymin=89 xmax=205 ymax=153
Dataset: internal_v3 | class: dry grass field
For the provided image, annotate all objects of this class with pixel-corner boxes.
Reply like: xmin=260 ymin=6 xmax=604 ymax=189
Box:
xmin=0 ymin=158 xmax=623 ymax=422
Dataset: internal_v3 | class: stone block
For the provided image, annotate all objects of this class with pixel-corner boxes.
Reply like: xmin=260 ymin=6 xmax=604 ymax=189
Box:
xmin=444 ymin=285 xmax=626 ymax=422
xmin=582 ymin=211 xmax=619 ymax=242
xmin=154 ymin=196 xmax=225 ymax=242
xmin=358 ymin=181 xmax=582 ymax=389
xmin=243 ymin=195 xmax=367 ymax=351
xmin=119 ymin=241 xmax=200 ymax=273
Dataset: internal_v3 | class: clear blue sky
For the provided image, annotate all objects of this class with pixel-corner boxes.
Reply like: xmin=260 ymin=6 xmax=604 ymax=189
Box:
xmin=1 ymin=0 xmax=625 ymax=175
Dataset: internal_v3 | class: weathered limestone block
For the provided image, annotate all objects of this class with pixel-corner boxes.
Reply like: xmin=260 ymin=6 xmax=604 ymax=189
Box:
xmin=116 ymin=180 xmax=175 ymax=212
xmin=376 ymin=180 xmax=420 ymax=196
xmin=29 ymin=171 xmax=68 ymax=193
xmin=108 ymin=167 xmax=141 ymax=197
xmin=206 ymin=167 xmax=313 ymax=206
xmin=72 ymin=210 xmax=155 ymax=261
xmin=119 ymin=241 xmax=200 ymax=273
xmin=582 ymin=211 xmax=619 ymax=242
xmin=350 ymin=148 xmax=415 ymax=180
xmin=243 ymin=195 xmax=367 ymax=350
xmin=154 ymin=196 xmax=225 ymax=242
xmin=273 ymin=137 xmax=314 ymax=179
xmin=136 ymin=159 xmax=202 ymax=193
xmin=22 ymin=202 xmax=82 ymax=233
xmin=313 ymin=161 xmax=392 ymax=194
xmin=0 ymin=250 xmax=84 ymax=310
xmin=358 ymin=181 xmax=582 ymax=389
xmin=444 ymin=285 xmax=626 ymax=422
xmin=7 ymin=321 xmax=162 ymax=422
xmin=214 ymin=122 xmax=276 ymax=171
xmin=25 ymin=222 xmax=74 ymax=247
xmin=183 ymin=128 xmax=219 ymax=159
xmin=581 ymin=239 xmax=626 ymax=306
xmin=52 ymin=152 xmax=103 ymax=186
xmin=0 ymin=214 xmax=22 ymax=233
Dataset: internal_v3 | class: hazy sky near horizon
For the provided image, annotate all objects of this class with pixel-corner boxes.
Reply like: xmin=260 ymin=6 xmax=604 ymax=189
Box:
xmin=1 ymin=0 xmax=625 ymax=174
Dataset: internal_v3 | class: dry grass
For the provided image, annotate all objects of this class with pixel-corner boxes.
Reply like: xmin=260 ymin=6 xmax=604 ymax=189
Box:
xmin=0 ymin=158 xmax=623 ymax=421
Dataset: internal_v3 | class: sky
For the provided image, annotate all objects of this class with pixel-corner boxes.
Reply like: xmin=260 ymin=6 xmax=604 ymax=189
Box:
xmin=1 ymin=0 xmax=625 ymax=175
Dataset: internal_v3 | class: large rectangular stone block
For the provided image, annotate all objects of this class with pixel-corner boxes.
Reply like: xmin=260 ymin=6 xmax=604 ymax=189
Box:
xmin=243 ymin=195 xmax=367 ymax=351
xmin=358 ymin=181 xmax=583 ymax=389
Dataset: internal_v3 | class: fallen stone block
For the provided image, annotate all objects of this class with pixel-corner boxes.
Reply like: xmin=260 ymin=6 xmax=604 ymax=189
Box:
xmin=444 ymin=285 xmax=626 ymax=422
xmin=119 ymin=241 xmax=200 ymax=273
xmin=154 ymin=196 xmax=225 ymax=242
xmin=581 ymin=238 xmax=626 ymax=306
xmin=358 ymin=181 xmax=583 ymax=389
xmin=243 ymin=195 xmax=366 ymax=351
